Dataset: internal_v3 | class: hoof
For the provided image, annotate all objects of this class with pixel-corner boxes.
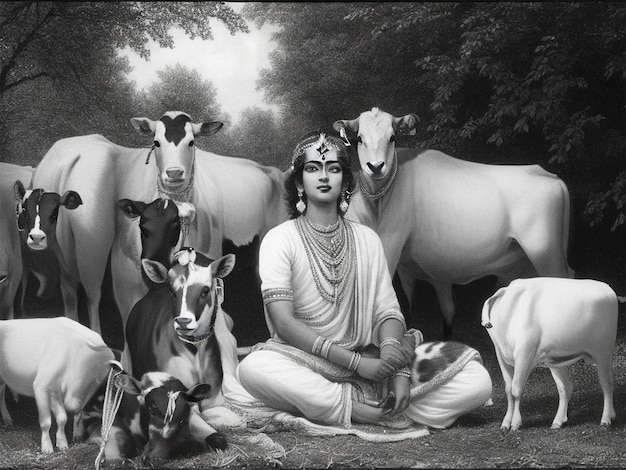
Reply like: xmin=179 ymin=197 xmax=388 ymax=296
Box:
xmin=206 ymin=432 xmax=228 ymax=451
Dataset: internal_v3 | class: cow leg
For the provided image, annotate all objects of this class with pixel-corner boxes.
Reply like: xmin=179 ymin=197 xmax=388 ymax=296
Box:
xmin=188 ymin=407 xmax=227 ymax=451
xmin=86 ymin=296 xmax=102 ymax=336
xmin=509 ymin=354 xmax=536 ymax=431
xmin=517 ymin=230 xmax=570 ymax=279
xmin=104 ymin=426 xmax=135 ymax=460
xmin=594 ymin=352 xmax=616 ymax=425
xmin=59 ymin=269 xmax=80 ymax=324
xmin=19 ymin=267 xmax=30 ymax=319
xmin=78 ymin=253 xmax=107 ymax=336
xmin=33 ymin=388 xmax=54 ymax=453
xmin=73 ymin=411 xmax=85 ymax=442
xmin=396 ymin=265 xmax=414 ymax=317
xmin=0 ymin=382 xmax=13 ymax=427
xmin=493 ymin=349 xmax=516 ymax=431
xmin=50 ymin=392 xmax=69 ymax=450
xmin=430 ymin=280 xmax=455 ymax=340
xmin=548 ymin=366 xmax=573 ymax=429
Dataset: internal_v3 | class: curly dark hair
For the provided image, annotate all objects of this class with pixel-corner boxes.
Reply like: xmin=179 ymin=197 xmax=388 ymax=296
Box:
xmin=284 ymin=129 xmax=356 ymax=219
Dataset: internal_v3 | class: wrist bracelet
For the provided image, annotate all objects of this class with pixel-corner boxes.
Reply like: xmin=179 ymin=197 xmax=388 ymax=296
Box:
xmin=319 ymin=337 xmax=333 ymax=360
xmin=312 ymin=336 xmax=333 ymax=360
xmin=393 ymin=366 xmax=412 ymax=380
xmin=347 ymin=351 xmax=362 ymax=372
xmin=380 ymin=336 xmax=402 ymax=349
xmin=311 ymin=336 xmax=324 ymax=356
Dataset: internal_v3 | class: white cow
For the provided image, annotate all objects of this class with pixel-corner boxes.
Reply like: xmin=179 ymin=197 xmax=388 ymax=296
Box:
xmin=481 ymin=277 xmax=618 ymax=430
xmin=32 ymin=111 xmax=288 ymax=345
xmin=333 ymin=107 xmax=573 ymax=338
xmin=0 ymin=316 xmax=115 ymax=453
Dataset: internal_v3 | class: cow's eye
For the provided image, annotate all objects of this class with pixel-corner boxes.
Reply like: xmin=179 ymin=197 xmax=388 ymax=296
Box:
xmin=154 ymin=140 xmax=161 ymax=148
xmin=200 ymin=286 xmax=210 ymax=298
xmin=357 ymin=136 xmax=363 ymax=144
xmin=189 ymin=140 xmax=194 ymax=147
xmin=390 ymin=135 xmax=396 ymax=143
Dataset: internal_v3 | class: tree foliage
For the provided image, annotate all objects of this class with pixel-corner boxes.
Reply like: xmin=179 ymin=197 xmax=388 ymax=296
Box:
xmin=0 ymin=2 xmax=247 ymax=98
xmin=245 ymin=2 xmax=624 ymax=281
xmin=0 ymin=1 xmax=247 ymax=162
xmin=216 ymin=106 xmax=290 ymax=169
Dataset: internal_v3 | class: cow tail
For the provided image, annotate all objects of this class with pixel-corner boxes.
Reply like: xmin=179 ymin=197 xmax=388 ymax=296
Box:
xmin=559 ymin=178 xmax=575 ymax=278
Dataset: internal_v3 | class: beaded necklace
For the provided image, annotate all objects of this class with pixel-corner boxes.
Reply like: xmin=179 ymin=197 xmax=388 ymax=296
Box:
xmin=295 ymin=216 xmax=356 ymax=306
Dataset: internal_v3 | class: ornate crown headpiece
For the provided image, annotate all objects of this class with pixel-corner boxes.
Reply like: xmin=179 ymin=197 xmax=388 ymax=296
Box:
xmin=291 ymin=132 xmax=348 ymax=168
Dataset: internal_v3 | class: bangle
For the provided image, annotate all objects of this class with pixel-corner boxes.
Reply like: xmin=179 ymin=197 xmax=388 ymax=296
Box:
xmin=312 ymin=336 xmax=333 ymax=359
xmin=380 ymin=337 xmax=402 ymax=349
xmin=319 ymin=338 xmax=333 ymax=360
xmin=393 ymin=367 xmax=411 ymax=380
xmin=311 ymin=336 xmax=324 ymax=356
xmin=347 ymin=351 xmax=362 ymax=372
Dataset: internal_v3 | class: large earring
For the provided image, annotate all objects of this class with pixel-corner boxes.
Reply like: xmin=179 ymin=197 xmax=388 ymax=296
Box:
xmin=296 ymin=190 xmax=306 ymax=213
xmin=339 ymin=191 xmax=349 ymax=214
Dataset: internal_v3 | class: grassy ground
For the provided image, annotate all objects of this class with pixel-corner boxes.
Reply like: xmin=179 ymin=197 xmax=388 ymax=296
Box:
xmin=1 ymin=278 xmax=624 ymax=469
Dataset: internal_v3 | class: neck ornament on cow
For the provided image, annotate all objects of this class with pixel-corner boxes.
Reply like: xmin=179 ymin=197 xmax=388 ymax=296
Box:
xmin=358 ymin=151 xmax=398 ymax=200
xmin=156 ymin=147 xmax=196 ymax=203
xmin=177 ymin=303 xmax=218 ymax=346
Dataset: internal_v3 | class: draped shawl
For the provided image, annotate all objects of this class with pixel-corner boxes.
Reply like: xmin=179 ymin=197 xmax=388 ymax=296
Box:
xmin=258 ymin=218 xmax=406 ymax=349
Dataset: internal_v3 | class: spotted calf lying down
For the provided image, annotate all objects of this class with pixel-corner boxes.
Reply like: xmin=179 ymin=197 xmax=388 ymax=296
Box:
xmin=103 ymin=371 xmax=227 ymax=462
xmin=0 ymin=317 xmax=114 ymax=453
xmin=482 ymin=277 xmax=618 ymax=431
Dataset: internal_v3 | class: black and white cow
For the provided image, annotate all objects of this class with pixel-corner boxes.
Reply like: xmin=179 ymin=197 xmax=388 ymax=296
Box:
xmin=134 ymin=249 xmax=235 ymax=405
xmin=102 ymin=371 xmax=225 ymax=462
xmin=14 ymin=181 xmax=82 ymax=253
xmin=119 ymin=199 xmax=237 ymax=417
xmin=13 ymin=180 xmax=81 ymax=323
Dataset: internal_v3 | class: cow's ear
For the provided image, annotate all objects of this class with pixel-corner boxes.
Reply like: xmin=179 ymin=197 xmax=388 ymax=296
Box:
xmin=395 ymin=113 xmax=420 ymax=136
xmin=118 ymin=199 xmax=145 ymax=219
xmin=211 ymin=253 xmax=236 ymax=279
xmin=142 ymin=259 xmax=169 ymax=284
xmin=60 ymin=191 xmax=83 ymax=210
xmin=14 ymin=180 xmax=26 ymax=202
xmin=114 ymin=373 xmax=142 ymax=396
xmin=192 ymin=121 xmax=223 ymax=137
xmin=130 ymin=117 xmax=157 ymax=136
xmin=184 ymin=383 xmax=212 ymax=402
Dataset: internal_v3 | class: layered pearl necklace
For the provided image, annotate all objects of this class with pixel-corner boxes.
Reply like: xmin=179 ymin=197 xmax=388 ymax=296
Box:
xmin=295 ymin=215 xmax=356 ymax=305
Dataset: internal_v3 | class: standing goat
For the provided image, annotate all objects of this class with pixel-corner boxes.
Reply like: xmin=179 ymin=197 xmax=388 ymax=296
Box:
xmin=0 ymin=317 xmax=114 ymax=453
xmin=481 ymin=277 xmax=618 ymax=430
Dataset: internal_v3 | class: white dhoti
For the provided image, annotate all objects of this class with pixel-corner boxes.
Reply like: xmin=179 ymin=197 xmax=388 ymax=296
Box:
xmin=237 ymin=347 xmax=492 ymax=430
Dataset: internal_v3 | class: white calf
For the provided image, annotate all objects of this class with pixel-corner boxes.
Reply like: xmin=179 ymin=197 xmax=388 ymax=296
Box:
xmin=481 ymin=277 xmax=618 ymax=431
xmin=0 ymin=317 xmax=114 ymax=453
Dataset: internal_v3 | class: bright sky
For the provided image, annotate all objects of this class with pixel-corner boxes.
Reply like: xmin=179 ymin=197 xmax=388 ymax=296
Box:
xmin=121 ymin=3 xmax=279 ymax=123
